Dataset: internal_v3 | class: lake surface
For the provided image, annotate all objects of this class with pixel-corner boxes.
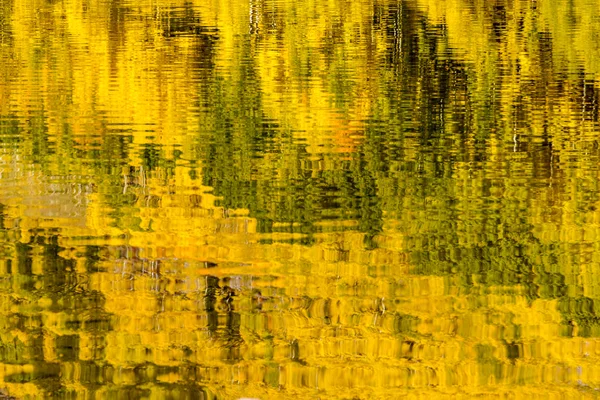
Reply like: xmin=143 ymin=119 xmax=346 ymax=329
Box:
xmin=1 ymin=0 xmax=600 ymax=398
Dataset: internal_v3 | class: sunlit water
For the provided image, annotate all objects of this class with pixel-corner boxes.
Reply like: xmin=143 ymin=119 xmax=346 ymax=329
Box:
xmin=1 ymin=0 xmax=600 ymax=398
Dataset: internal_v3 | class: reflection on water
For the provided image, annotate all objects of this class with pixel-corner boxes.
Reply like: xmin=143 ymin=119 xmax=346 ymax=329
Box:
xmin=2 ymin=0 xmax=600 ymax=398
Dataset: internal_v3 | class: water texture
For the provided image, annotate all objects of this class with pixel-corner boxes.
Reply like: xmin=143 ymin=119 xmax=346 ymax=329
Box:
xmin=1 ymin=0 xmax=600 ymax=398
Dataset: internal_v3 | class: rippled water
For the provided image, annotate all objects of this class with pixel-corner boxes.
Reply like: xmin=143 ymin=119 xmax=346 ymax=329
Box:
xmin=2 ymin=0 xmax=600 ymax=398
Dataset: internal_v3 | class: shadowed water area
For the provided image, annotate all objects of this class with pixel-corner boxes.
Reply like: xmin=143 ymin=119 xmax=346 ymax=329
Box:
xmin=1 ymin=0 xmax=600 ymax=398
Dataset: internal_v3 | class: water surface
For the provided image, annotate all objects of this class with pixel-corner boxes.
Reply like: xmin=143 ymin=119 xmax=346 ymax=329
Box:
xmin=1 ymin=0 xmax=600 ymax=398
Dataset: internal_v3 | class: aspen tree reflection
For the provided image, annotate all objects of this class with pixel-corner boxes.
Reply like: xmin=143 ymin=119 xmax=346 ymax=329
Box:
xmin=0 ymin=0 xmax=600 ymax=398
